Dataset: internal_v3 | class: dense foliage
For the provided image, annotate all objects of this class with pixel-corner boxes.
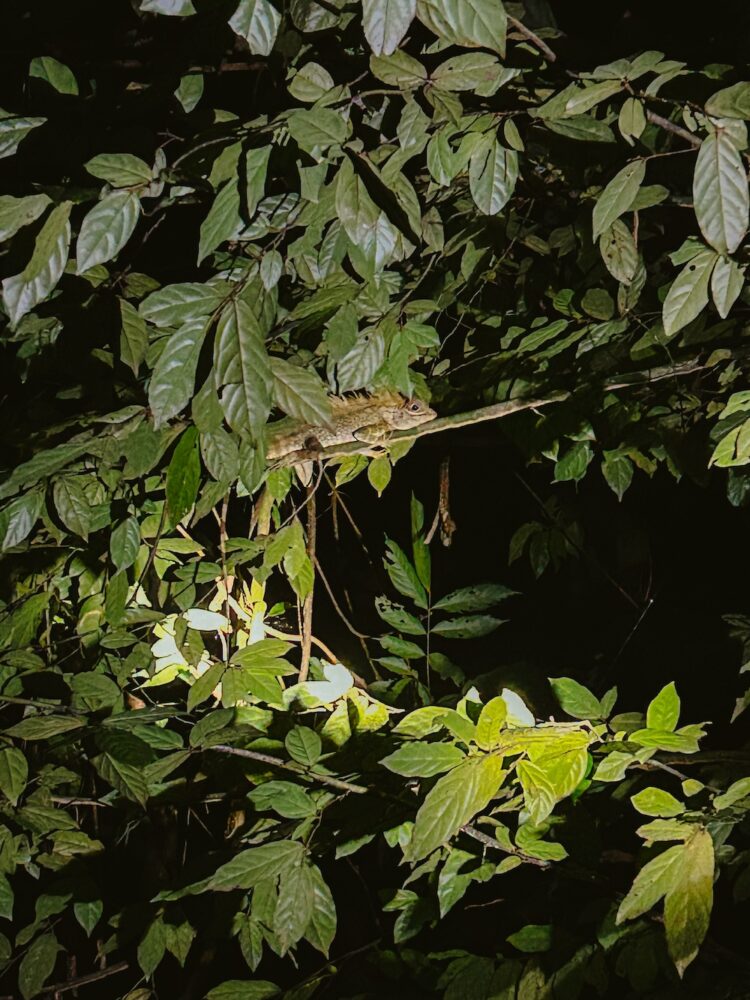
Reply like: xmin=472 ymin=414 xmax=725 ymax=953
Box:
xmin=2 ymin=1 xmax=750 ymax=997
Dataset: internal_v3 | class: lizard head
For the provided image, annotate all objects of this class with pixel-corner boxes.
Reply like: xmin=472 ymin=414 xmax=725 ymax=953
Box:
xmin=389 ymin=395 xmax=437 ymax=430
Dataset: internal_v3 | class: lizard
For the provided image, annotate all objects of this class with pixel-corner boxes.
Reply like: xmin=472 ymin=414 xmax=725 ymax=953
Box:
xmin=266 ymin=391 xmax=437 ymax=462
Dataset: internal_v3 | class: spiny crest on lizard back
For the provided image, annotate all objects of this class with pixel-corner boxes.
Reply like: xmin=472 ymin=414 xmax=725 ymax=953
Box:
xmin=329 ymin=391 xmax=436 ymax=429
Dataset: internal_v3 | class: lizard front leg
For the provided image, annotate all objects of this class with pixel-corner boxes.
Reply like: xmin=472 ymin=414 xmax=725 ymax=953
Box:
xmin=352 ymin=421 xmax=391 ymax=446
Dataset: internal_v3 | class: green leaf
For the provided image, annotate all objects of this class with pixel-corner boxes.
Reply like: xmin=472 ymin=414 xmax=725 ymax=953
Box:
xmin=646 ymin=682 xmax=680 ymax=732
xmin=29 ymin=56 xmax=78 ymax=94
xmin=248 ymin=780 xmax=314 ymax=819
xmin=705 ymin=82 xmax=750 ymax=119
xmin=693 ymin=130 xmax=749 ymax=254
xmin=370 ymin=50 xmax=427 ymax=88
xmin=305 ymin=864 xmax=337 ymax=956
xmin=0 ymin=108 xmax=46 ymax=160
xmin=148 ymin=318 xmax=209 ymax=427
xmin=0 ymin=874 xmax=13 ymax=920
xmin=368 ymin=455 xmax=392 ymax=495
xmin=617 ymin=842 xmax=683 ymax=923
xmin=260 ymin=250 xmax=283 ymax=291
xmin=110 ymin=516 xmax=140 ymax=571
xmin=564 ymin=80 xmax=622 ymax=116
xmin=363 ymin=0 xmax=416 ymax=56
xmin=469 ymin=137 xmax=518 ymax=216
xmin=433 ymin=583 xmax=516 ymax=613
xmin=631 ymin=787 xmax=685 ymax=818
xmin=206 ymin=982 xmax=279 ymax=1000
xmin=201 ymin=428 xmax=239 ymax=481
xmin=270 ymin=357 xmax=331 ymax=426
xmin=507 ymin=924 xmax=551 ymax=953
xmin=711 ymin=255 xmax=745 ymax=318
xmin=335 ymin=158 xmax=380 ymax=247
xmin=549 ymin=677 xmax=602 ymax=720
xmin=214 ymin=300 xmax=273 ymax=439
xmin=405 ymin=755 xmax=505 ymax=861
xmin=285 ymin=726 xmax=322 ymax=765
xmin=74 ymin=899 xmax=103 ymax=936
xmin=175 ymin=73 xmax=204 ymax=113
xmin=274 ymin=861 xmax=315 ymax=954
xmin=0 ymin=193 xmax=50 ymax=241
xmin=0 ymin=747 xmax=28 ymax=804
xmin=618 ymin=97 xmax=646 ymax=143
xmin=431 ymin=614 xmax=504 ymax=638
xmin=289 ymin=62 xmax=334 ymax=103
xmin=380 ymin=742 xmax=465 ymax=777
xmin=714 ymin=776 xmax=750 ymax=810
xmin=600 ymin=219 xmax=639 ymax=285
xmin=229 ymin=0 xmax=281 ymax=56
xmin=188 ymin=663 xmax=226 ymax=712
xmin=105 ymin=569 xmax=128 ymax=625
xmin=190 ymin=840 xmax=305 ymax=896
xmin=384 ymin=539 xmax=428 ymax=608
xmin=592 ymin=160 xmax=645 ymax=240
xmin=85 ymin=153 xmax=153 ymax=187
xmin=432 ymin=53 xmax=502 ymax=93
xmin=375 ymin=597 xmax=425 ymax=635
xmin=601 ymin=451 xmax=634 ymax=500
xmin=474 ymin=696 xmax=508 ymax=750
xmin=416 ymin=0 xmax=506 ymax=56
xmin=166 ymin=427 xmax=201 ymax=523
xmin=76 ymin=190 xmax=141 ymax=273
xmin=138 ymin=916 xmax=166 ymax=977
xmin=516 ymin=760 xmax=556 ymax=825
xmin=2 ymin=201 xmax=71 ymax=327
xmin=1 ymin=490 xmax=44 ymax=550
xmin=141 ymin=0 xmax=196 ymax=12
xmin=120 ymin=298 xmax=148 ymax=375
xmin=664 ymin=828 xmax=714 ymax=976
xmin=18 ymin=932 xmax=59 ymax=999
xmin=140 ymin=282 xmax=224 ymax=327
xmin=199 ymin=181 xmax=240 ymax=264
xmin=288 ymin=109 xmax=348 ymax=152
xmin=662 ymin=249 xmax=717 ymax=337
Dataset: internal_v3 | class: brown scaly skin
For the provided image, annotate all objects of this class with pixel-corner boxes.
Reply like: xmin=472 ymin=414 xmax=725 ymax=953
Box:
xmin=266 ymin=391 xmax=436 ymax=461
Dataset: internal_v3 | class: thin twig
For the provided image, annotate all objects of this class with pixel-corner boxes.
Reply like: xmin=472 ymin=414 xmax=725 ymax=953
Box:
xmin=209 ymin=745 xmax=368 ymax=795
xmin=40 ymin=961 xmax=129 ymax=996
xmin=461 ymin=824 xmax=550 ymax=868
xmin=313 ymin=555 xmax=372 ymax=641
xmin=507 ymin=14 xmax=557 ymax=63
xmin=299 ymin=475 xmax=317 ymax=682
xmin=645 ymin=111 xmax=701 ymax=149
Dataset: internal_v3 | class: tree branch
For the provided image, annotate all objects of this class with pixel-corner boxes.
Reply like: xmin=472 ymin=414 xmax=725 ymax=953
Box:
xmin=40 ymin=961 xmax=129 ymax=996
xmin=507 ymin=15 xmax=557 ymax=63
xmin=272 ymin=354 xmax=720 ymax=466
xmin=646 ymin=111 xmax=701 ymax=149
xmin=209 ymin=745 xmax=369 ymax=795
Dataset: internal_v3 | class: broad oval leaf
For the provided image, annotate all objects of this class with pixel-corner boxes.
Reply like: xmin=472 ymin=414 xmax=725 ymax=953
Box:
xmin=214 ymin=299 xmax=273 ymax=438
xmin=592 ymin=159 xmax=645 ymax=240
xmin=76 ymin=190 xmax=141 ymax=273
xmin=148 ymin=318 xmax=209 ymax=427
xmin=2 ymin=201 xmax=71 ymax=327
xmin=693 ymin=130 xmax=749 ymax=254
xmin=362 ymin=0 xmax=416 ymax=56
xmin=405 ymin=754 xmax=505 ymax=861
xmin=662 ymin=248 xmax=718 ymax=337
xmin=229 ymin=0 xmax=281 ymax=56
xmin=468 ymin=137 xmax=518 ymax=216
xmin=416 ymin=0 xmax=506 ymax=56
